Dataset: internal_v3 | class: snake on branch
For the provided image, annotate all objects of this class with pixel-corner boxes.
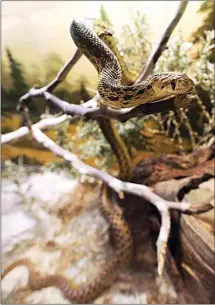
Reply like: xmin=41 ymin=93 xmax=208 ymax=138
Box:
xmin=2 ymin=19 xmax=196 ymax=303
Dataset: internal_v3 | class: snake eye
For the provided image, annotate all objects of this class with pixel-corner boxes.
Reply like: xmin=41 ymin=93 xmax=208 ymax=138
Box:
xmin=171 ymin=81 xmax=176 ymax=90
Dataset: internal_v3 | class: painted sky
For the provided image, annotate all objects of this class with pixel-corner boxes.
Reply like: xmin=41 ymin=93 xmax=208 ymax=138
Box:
xmin=2 ymin=1 xmax=204 ymax=85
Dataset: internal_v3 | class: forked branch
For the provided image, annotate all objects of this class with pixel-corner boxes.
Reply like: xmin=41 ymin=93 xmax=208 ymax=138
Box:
xmin=17 ymin=1 xmax=188 ymax=113
xmin=31 ymin=124 xmax=192 ymax=275
xmin=2 ymin=1 xmax=193 ymax=276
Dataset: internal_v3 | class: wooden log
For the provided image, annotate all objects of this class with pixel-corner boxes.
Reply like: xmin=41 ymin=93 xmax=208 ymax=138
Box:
xmin=131 ymin=144 xmax=215 ymax=303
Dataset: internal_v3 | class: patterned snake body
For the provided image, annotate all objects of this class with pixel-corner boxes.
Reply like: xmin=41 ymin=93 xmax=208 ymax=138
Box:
xmin=2 ymin=20 xmax=134 ymax=304
xmin=2 ymin=19 xmax=197 ymax=303
xmin=70 ymin=20 xmax=196 ymax=110
xmin=92 ymin=21 xmax=138 ymax=85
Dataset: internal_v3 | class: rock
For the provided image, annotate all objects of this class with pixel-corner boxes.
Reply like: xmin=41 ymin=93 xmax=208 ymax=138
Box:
xmin=2 ymin=210 xmax=37 ymax=252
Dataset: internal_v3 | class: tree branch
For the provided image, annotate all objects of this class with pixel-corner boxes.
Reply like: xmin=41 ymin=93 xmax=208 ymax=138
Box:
xmin=1 ymin=114 xmax=71 ymax=144
xmin=30 ymin=124 xmax=192 ymax=275
xmin=17 ymin=1 xmax=188 ymax=115
xmin=44 ymin=92 xmax=185 ymax=121
xmin=1 ymin=93 xmax=192 ymax=145
xmin=2 ymin=6 xmax=197 ymax=277
xmin=135 ymin=1 xmax=188 ymax=82
xmin=17 ymin=48 xmax=82 ymax=111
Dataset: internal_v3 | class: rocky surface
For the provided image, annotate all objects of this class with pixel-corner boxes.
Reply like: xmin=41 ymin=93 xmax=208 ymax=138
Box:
xmin=1 ymin=169 xmax=180 ymax=304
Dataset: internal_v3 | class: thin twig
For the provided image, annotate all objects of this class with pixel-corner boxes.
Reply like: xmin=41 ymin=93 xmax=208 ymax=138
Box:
xmin=2 ymin=5 xmax=194 ymax=277
xmin=136 ymin=1 xmax=188 ymax=82
xmin=17 ymin=1 xmax=188 ymax=113
xmin=17 ymin=49 xmax=82 ymax=111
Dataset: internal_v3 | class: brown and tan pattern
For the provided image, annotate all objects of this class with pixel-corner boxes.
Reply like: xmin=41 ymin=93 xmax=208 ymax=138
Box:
xmin=70 ymin=20 xmax=196 ymax=110
xmin=2 ymin=19 xmax=197 ymax=303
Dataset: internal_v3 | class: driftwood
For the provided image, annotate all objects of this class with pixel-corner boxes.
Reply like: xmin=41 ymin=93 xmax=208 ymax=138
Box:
xmin=132 ymin=144 xmax=214 ymax=186
xmin=3 ymin=1 xmax=200 ymax=277
xmin=2 ymin=1 xmax=214 ymax=303
xmin=180 ymin=213 xmax=214 ymax=303
xmin=128 ymin=144 xmax=214 ymax=304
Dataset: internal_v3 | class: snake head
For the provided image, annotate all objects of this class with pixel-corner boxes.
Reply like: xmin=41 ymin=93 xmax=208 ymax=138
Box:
xmin=171 ymin=73 xmax=195 ymax=95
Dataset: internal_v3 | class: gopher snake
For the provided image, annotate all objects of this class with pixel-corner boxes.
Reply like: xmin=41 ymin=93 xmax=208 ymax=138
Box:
xmin=71 ymin=20 xmax=196 ymax=110
xmin=2 ymin=19 xmax=196 ymax=303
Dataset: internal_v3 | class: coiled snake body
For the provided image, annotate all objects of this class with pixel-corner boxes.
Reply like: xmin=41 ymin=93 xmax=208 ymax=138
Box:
xmin=71 ymin=20 xmax=196 ymax=110
xmin=2 ymin=19 xmax=196 ymax=303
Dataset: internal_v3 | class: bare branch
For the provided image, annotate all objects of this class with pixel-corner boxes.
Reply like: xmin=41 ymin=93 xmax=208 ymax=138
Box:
xmin=30 ymin=125 xmax=192 ymax=275
xmin=156 ymin=208 xmax=171 ymax=276
xmin=17 ymin=2 xmax=189 ymax=114
xmin=17 ymin=49 xmax=82 ymax=111
xmin=136 ymin=1 xmax=188 ymax=82
xmin=2 ymin=93 xmax=195 ymax=144
xmin=2 ymin=115 xmax=70 ymax=144
xmin=44 ymin=92 xmax=185 ymax=121
xmin=1 ymin=7 xmax=198 ymax=278
xmin=47 ymin=49 xmax=83 ymax=92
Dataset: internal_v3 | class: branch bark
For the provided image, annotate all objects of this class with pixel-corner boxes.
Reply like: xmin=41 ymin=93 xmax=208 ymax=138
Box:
xmin=30 ymin=124 xmax=194 ymax=275
xmin=44 ymin=92 xmax=183 ymax=121
xmin=135 ymin=1 xmax=188 ymax=82
xmin=2 ymin=94 xmax=192 ymax=145
xmin=1 ymin=115 xmax=70 ymax=144
xmin=2 ymin=4 xmax=194 ymax=277
xmin=17 ymin=1 xmax=188 ymax=114
xmin=17 ymin=49 xmax=83 ymax=111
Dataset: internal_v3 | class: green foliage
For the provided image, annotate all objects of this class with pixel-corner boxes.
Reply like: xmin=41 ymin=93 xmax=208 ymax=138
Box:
xmin=153 ymin=30 xmax=214 ymax=150
xmin=73 ymin=117 xmax=151 ymax=172
xmin=99 ymin=5 xmax=113 ymax=28
xmin=154 ymin=33 xmax=192 ymax=73
xmin=1 ymin=60 xmax=12 ymax=90
xmin=69 ymin=8 xmax=214 ymax=172
xmin=6 ymin=48 xmax=28 ymax=95
xmin=194 ymin=31 xmax=214 ymax=96
xmin=192 ymin=30 xmax=214 ymax=144
xmin=2 ymin=47 xmax=91 ymax=119
xmin=75 ymin=120 xmax=115 ymax=171
xmin=118 ymin=11 xmax=151 ymax=73
xmin=2 ymin=49 xmax=29 ymax=113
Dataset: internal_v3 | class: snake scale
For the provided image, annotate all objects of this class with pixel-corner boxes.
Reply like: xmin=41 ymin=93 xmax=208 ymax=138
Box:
xmin=2 ymin=19 xmax=196 ymax=303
